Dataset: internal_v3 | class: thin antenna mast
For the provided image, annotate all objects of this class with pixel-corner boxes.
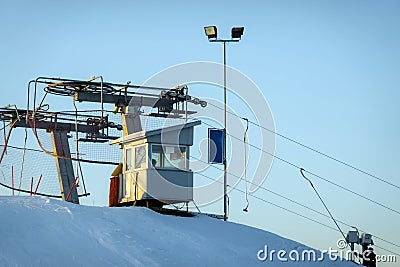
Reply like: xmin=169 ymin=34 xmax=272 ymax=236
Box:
xmin=242 ymin=118 xmax=249 ymax=212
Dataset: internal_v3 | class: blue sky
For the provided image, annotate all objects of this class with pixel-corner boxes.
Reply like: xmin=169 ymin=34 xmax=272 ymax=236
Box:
xmin=1 ymin=0 xmax=399 ymax=264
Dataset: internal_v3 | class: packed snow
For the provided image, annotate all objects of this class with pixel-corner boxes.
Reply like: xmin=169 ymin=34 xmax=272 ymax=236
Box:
xmin=0 ymin=197 xmax=354 ymax=266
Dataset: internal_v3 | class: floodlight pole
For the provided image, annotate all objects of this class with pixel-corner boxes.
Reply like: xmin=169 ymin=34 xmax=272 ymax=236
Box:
xmin=208 ymin=38 xmax=240 ymax=222
xmin=223 ymin=40 xmax=227 ymax=222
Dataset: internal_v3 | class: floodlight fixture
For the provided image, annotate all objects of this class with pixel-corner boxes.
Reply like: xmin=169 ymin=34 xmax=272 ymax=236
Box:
xmin=204 ymin=26 xmax=217 ymax=39
xmin=231 ymin=27 xmax=244 ymax=39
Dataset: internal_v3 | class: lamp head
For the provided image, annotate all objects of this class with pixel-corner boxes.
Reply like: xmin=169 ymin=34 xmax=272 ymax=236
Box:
xmin=204 ymin=26 xmax=217 ymax=39
xmin=231 ymin=27 xmax=244 ymax=39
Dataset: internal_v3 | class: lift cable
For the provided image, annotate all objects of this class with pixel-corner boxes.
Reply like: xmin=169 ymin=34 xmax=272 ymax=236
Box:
xmin=190 ymin=118 xmax=400 ymax=216
xmin=17 ymin=128 xmax=28 ymax=195
xmin=194 ymin=170 xmax=400 ymax=258
xmin=0 ymin=120 xmax=18 ymax=165
xmin=206 ymin=101 xmax=400 ymax=190
xmin=300 ymin=168 xmax=347 ymax=241
xmin=1 ymin=121 xmax=11 ymax=131
xmin=189 ymin=154 xmax=400 ymax=250
xmin=4 ymin=143 xmax=398 ymax=250
xmin=0 ymin=180 xmax=90 ymax=198
xmin=0 ymin=144 xmax=46 ymax=153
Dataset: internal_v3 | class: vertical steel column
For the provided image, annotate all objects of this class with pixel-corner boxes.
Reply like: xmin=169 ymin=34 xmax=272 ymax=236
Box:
xmin=51 ymin=131 xmax=79 ymax=204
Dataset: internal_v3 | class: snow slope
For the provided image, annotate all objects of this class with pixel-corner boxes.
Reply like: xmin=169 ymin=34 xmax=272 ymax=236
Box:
xmin=0 ymin=197 xmax=354 ymax=266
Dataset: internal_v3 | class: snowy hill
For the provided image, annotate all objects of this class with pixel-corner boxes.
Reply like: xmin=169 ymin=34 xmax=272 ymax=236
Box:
xmin=0 ymin=197 xmax=354 ymax=266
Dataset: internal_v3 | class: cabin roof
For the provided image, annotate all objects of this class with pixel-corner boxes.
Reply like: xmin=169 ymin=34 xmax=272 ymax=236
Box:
xmin=109 ymin=120 xmax=201 ymax=146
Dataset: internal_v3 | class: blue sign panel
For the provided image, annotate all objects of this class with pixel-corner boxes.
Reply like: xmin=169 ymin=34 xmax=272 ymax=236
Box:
xmin=208 ymin=128 xmax=225 ymax=164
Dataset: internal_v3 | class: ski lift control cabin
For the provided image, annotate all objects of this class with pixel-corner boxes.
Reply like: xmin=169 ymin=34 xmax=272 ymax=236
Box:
xmin=110 ymin=121 xmax=200 ymax=207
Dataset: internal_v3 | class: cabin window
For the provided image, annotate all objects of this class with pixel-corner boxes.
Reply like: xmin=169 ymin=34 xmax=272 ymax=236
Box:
xmin=151 ymin=145 xmax=186 ymax=170
xmin=134 ymin=145 xmax=147 ymax=169
xmin=125 ymin=148 xmax=132 ymax=171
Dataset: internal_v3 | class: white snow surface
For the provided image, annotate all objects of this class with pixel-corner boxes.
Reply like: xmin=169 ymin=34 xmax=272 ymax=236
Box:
xmin=0 ymin=197 xmax=354 ymax=267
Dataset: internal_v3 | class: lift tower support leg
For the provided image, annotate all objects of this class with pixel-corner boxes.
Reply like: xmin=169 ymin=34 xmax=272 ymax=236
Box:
xmin=51 ymin=131 xmax=79 ymax=204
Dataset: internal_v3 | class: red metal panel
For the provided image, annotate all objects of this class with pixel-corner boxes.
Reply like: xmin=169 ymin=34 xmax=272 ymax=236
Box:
xmin=109 ymin=176 xmax=119 ymax=207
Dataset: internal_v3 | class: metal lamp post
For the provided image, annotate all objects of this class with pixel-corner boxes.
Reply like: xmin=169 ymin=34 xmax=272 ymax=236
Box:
xmin=204 ymin=26 xmax=244 ymax=221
